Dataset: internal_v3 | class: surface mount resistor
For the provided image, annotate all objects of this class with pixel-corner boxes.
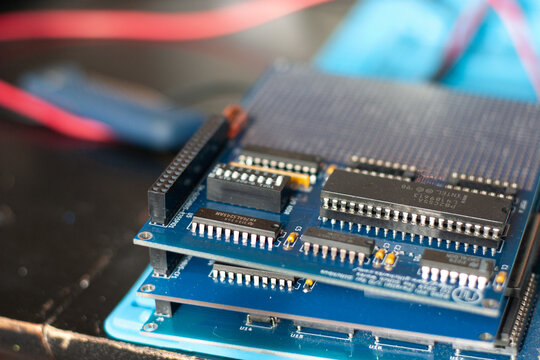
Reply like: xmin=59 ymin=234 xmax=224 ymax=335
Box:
xmin=372 ymin=248 xmax=386 ymax=268
xmin=495 ymin=271 xmax=507 ymax=291
xmin=384 ymin=252 xmax=397 ymax=271
xmin=385 ymin=253 xmax=396 ymax=265
xmin=303 ymin=279 xmax=315 ymax=292
xmin=496 ymin=271 xmax=507 ymax=284
xmin=284 ymin=232 xmax=299 ymax=250
xmin=375 ymin=249 xmax=386 ymax=260
xmin=287 ymin=232 xmax=298 ymax=243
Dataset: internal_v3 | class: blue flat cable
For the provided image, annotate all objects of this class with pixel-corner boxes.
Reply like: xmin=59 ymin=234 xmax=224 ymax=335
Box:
xmin=314 ymin=0 xmax=540 ymax=102
xmin=19 ymin=64 xmax=204 ymax=151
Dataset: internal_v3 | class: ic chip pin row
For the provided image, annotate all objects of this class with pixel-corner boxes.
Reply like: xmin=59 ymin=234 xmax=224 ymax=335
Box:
xmin=191 ymin=222 xmax=274 ymax=250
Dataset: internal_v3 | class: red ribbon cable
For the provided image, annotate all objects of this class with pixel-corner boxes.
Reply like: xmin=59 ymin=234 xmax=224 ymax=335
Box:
xmin=0 ymin=78 xmax=115 ymax=141
xmin=0 ymin=0 xmax=331 ymax=141
xmin=486 ymin=0 xmax=540 ymax=100
xmin=438 ymin=1 xmax=489 ymax=79
xmin=0 ymin=0 xmax=332 ymax=42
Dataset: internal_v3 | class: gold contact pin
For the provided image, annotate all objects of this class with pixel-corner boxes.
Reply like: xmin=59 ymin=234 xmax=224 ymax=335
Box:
xmin=229 ymin=161 xmax=310 ymax=187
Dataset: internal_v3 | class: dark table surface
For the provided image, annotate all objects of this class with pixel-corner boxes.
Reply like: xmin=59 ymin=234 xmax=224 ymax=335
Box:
xmin=0 ymin=1 xmax=353 ymax=359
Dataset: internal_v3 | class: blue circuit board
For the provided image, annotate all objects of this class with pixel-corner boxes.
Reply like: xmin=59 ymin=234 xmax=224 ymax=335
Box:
xmin=105 ymin=265 xmax=540 ymax=360
xmin=136 ymin=256 xmax=505 ymax=344
xmin=140 ymin=309 xmax=501 ymax=360
xmin=134 ymin=64 xmax=540 ymax=318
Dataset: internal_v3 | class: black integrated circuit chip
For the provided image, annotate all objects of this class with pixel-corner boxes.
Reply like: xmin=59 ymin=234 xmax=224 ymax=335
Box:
xmin=447 ymin=172 xmax=518 ymax=199
xmin=191 ymin=207 xmax=281 ymax=250
xmin=421 ymin=249 xmax=495 ymax=278
xmin=349 ymin=156 xmax=418 ymax=181
xmin=320 ymin=170 xmax=513 ymax=250
xmin=238 ymin=145 xmax=321 ymax=175
xmin=211 ymin=262 xmax=295 ymax=291
xmin=420 ymin=249 xmax=495 ymax=289
xmin=206 ymin=163 xmax=290 ymax=213
xmin=301 ymin=227 xmax=375 ymax=264
xmin=148 ymin=116 xmax=229 ymax=225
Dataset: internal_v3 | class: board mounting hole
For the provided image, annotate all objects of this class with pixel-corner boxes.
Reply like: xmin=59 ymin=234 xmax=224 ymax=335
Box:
xmin=140 ymin=284 xmax=155 ymax=293
xmin=482 ymin=299 xmax=499 ymax=309
xmin=144 ymin=323 xmax=158 ymax=332
xmin=138 ymin=231 xmax=153 ymax=240
xmin=478 ymin=332 xmax=493 ymax=341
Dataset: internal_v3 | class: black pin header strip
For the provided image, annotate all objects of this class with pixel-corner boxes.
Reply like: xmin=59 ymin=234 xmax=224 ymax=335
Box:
xmin=148 ymin=115 xmax=229 ymax=225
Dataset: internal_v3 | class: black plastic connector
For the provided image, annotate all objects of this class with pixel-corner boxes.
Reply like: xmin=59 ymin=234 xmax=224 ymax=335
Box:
xmin=207 ymin=163 xmax=290 ymax=213
xmin=148 ymin=115 xmax=229 ymax=225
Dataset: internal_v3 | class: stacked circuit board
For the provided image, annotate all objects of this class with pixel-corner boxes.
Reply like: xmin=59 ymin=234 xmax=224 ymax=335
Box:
xmin=121 ymin=65 xmax=540 ymax=360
